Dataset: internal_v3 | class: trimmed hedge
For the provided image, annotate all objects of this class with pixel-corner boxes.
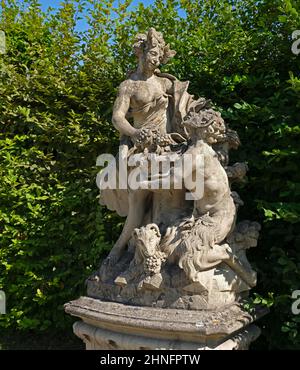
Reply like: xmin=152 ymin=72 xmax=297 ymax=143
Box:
xmin=0 ymin=0 xmax=300 ymax=348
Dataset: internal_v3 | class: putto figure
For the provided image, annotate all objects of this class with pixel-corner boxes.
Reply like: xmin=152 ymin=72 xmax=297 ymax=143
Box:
xmin=92 ymin=28 xmax=260 ymax=311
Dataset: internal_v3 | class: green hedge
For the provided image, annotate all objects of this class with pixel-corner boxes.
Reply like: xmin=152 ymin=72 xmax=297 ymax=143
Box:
xmin=0 ymin=0 xmax=300 ymax=349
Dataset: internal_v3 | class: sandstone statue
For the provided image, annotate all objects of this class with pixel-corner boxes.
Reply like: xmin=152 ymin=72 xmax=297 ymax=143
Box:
xmin=90 ymin=27 xmax=261 ymax=311
xmin=64 ymin=27 xmax=266 ymax=351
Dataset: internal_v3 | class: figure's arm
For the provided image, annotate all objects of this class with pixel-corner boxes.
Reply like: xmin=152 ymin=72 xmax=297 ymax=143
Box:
xmin=162 ymin=77 xmax=173 ymax=94
xmin=112 ymin=82 xmax=137 ymax=138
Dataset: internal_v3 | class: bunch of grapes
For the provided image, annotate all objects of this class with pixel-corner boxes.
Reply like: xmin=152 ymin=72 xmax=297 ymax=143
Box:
xmin=144 ymin=252 xmax=166 ymax=275
xmin=134 ymin=128 xmax=175 ymax=153
xmin=154 ymin=133 xmax=173 ymax=147
xmin=134 ymin=128 xmax=150 ymax=147
xmin=144 ymin=255 xmax=161 ymax=275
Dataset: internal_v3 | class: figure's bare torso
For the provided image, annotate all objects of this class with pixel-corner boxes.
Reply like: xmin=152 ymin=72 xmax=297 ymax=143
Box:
xmin=186 ymin=142 xmax=232 ymax=216
xmin=121 ymin=74 xmax=172 ymax=133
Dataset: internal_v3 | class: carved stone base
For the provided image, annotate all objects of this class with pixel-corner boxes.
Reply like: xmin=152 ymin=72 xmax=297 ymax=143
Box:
xmin=64 ymin=296 xmax=267 ymax=350
xmin=87 ymin=252 xmax=253 ymax=311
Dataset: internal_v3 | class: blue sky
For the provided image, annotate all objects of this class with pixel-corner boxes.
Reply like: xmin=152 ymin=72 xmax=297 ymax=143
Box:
xmin=39 ymin=0 xmax=157 ymax=31
xmin=39 ymin=0 xmax=155 ymax=8
xmin=39 ymin=0 xmax=155 ymax=9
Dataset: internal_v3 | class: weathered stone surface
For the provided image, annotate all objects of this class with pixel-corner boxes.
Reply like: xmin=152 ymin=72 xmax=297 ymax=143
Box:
xmin=65 ymin=27 xmax=266 ymax=350
xmin=91 ymin=28 xmax=261 ymax=310
xmin=73 ymin=321 xmax=261 ymax=350
xmin=65 ymin=297 xmax=266 ymax=350
xmin=87 ymin=259 xmax=252 ymax=310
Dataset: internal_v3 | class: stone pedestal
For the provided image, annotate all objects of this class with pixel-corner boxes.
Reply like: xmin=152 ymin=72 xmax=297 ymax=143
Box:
xmin=64 ymin=296 xmax=267 ymax=350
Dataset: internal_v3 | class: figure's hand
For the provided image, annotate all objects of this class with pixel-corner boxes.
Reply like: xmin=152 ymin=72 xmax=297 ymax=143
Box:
xmin=131 ymin=128 xmax=141 ymax=143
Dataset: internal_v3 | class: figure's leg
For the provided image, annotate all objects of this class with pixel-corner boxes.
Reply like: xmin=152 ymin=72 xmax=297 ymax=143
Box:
xmin=107 ymin=190 xmax=150 ymax=264
xmin=222 ymin=247 xmax=257 ymax=287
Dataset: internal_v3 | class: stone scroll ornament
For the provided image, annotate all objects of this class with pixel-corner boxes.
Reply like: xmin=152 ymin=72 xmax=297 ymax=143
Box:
xmin=89 ymin=28 xmax=261 ymax=310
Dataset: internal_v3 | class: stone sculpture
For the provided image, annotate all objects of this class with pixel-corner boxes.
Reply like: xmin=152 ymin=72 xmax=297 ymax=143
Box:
xmin=65 ymin=27 xmax=267 ymax=351
xmin=87 ymin=27 xmax=261 ymax=311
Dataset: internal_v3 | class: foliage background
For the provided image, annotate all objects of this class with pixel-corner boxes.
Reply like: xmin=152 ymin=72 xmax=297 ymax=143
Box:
xmin=0 ymin=0 xmax=299 ymax=349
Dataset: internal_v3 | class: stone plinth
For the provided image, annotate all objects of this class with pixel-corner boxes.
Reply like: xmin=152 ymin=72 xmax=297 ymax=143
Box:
xmin=64 ymin=296 xmax=267 ymax=350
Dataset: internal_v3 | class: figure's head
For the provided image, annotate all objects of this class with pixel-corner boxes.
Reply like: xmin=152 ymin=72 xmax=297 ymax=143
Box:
xmin=183 ymin=109 xmax=226 ymax=144
xmin=132 ymin=224 xmax=161 ymax=258
xmin=134 ymin=28 xmax=176 ymax=72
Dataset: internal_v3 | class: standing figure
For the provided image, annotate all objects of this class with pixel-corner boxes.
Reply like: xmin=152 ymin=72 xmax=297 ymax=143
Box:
xmin=100 ymin=28 xmax=177 ymax=265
